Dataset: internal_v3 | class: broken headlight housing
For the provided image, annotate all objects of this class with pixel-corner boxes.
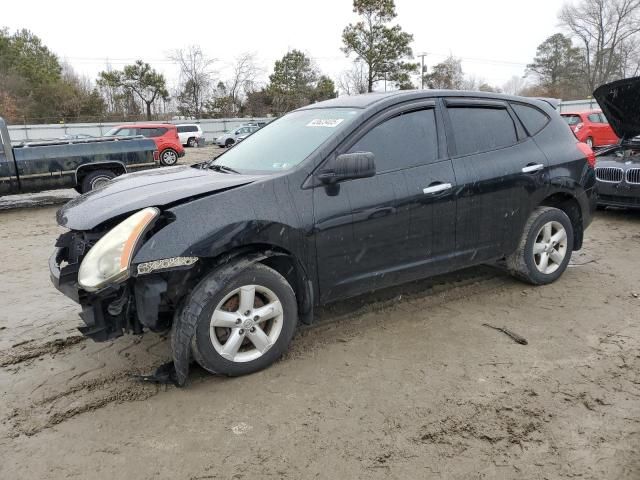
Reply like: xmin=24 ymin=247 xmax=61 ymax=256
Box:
xmin=78 ymin=207 xmax=159 ymax=292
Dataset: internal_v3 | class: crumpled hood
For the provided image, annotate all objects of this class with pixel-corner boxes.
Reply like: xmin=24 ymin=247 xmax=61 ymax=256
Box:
xmin=593 ymin=76 xmax=640 ymax=140
xmin=57 ymin=165 xmax=263 ymax=230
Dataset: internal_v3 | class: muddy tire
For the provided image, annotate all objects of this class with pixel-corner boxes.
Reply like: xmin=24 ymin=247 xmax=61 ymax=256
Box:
xmin=188 ymin=263 xmax=298 ymax=377
xmin=80 ymin=169 xmax=116 ymax=193
xmin=506 ymin=206 xmax=574 ymax=285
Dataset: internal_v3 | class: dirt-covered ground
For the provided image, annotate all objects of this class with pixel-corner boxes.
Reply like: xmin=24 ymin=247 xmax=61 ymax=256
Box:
xmin=0 ymin=161 xmax=639 ymax=478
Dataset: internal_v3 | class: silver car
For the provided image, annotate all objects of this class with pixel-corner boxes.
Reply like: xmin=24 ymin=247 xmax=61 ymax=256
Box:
xmin=215 ymin=125 xmax=259 ymax=148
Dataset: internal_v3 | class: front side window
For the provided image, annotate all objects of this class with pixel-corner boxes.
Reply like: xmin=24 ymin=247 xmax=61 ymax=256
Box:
xmin=210 ymin=108 xmax=360 ymax=173
xmin=105 ymin=127 xmax=138 ymax=137
xmin=347 ymin=109 xmax=438 ymax=173
xmin=448 ymin=106 xmax=518 ymax=156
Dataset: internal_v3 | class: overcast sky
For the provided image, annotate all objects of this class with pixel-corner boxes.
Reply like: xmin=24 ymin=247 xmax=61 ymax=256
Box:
xmin=1 ymin=0 xmax=568 ymax=91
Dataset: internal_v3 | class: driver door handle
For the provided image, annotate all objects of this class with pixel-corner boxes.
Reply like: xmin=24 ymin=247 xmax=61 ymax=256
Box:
xmin=522 ymin=163 xmax=544 ymax=173
xmin=423 ymin=182 xmax=452 ymax=194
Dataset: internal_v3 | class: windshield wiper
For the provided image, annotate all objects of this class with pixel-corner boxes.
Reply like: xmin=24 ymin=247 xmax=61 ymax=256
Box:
xmin=209 ymin=164 xmax=240 ymax=174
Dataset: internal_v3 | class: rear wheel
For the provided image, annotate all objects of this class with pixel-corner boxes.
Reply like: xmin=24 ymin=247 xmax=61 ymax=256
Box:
xmin=160 ymin=149 xmax=178 ymax=166
xmin=189 ymin=263 xmax=298 ymax=376
xmin=586 ymin=137 xmax=594 ymax=148
xmin=507 ymin=207 xmax=574 ymax=285
xmin=80 ymin=169 xmax=116 ymax=193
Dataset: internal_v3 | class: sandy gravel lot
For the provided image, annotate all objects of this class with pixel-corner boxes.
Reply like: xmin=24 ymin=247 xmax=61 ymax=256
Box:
xmin=0 ymin=173 xmax=639 ymax=478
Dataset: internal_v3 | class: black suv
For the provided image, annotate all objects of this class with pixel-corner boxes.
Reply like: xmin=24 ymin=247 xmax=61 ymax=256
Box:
xmin=50 ymin=90 xmax=596 ymax=385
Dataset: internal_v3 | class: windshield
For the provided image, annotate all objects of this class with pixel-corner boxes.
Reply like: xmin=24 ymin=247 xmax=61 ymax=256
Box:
xmin=211 ymin=108 xmax=360 ymax=172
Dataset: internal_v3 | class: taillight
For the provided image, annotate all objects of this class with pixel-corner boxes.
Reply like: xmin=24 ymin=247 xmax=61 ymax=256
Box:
xmin=577 ymin=142 xmax=595 ymax=168
xmin=153 ymin=150 xmax=159 ymax=161
xmin=574 ymin=122 xmax=583 ymax=133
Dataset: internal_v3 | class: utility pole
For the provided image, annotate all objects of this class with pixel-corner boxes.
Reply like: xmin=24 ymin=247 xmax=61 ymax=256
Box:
xmin=418 ymin=53 xmax=427 ymax=89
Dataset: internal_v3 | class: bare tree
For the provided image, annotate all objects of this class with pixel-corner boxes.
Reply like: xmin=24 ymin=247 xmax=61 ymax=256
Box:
xmin=338 ymin=60 xmax=369 ymax=95
xmin=502 ymin=75 xmax=528 ymax=96
xmin=225 ymin=52 xmax=262 ymax=113
xmin=170 ymin=45 xmax=215 ymax=118
xmin=560 ymin=0 xmax=640 ymax=91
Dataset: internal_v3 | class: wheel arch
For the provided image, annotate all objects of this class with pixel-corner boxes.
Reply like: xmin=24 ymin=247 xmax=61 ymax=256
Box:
xmin=75 ymin=162 xmax=126 ymax=185
xmin=205 ymin=244 xmax=313 ymax=324
xmin=540 ymin=192 xmax=583 ymax=250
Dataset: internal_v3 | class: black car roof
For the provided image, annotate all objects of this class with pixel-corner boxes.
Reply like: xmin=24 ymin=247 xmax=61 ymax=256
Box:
xmin=298 ymin=90 xmax=555 ymax=113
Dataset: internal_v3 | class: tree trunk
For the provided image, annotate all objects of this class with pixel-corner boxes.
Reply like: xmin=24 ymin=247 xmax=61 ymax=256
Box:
xmin=145 ymin=102 xmax=152 ymax=120
xmin=368 ymin=70 xmax=374 ymax=93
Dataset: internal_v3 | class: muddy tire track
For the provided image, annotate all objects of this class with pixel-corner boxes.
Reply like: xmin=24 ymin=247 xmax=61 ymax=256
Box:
xmin=7 ymin=370 xmax=161 ymax=437
xmin=0 ymin=336 xmax=85 ymax=367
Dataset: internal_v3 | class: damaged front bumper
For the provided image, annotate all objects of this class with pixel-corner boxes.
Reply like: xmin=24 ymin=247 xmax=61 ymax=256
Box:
xmin=49 ymin=231 xmax=194 ymax=342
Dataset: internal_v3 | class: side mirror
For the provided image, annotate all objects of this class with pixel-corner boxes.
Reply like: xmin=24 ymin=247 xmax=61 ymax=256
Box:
xmin=318 ymin=152 xmax=376 ymax=184
xmin=235 ymin=130 xmax=240 ymax=135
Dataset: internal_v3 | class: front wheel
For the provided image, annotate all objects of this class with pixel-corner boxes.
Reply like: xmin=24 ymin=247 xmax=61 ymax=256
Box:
xmin=506 ymin=206 xmax=574 ymax=285
xmin=160 ymin=149 xmax=179 ymax=166
xmin=224 ymin=138 xmax=235 ymax=148
xmin=189 ymin=263 xmax=298 ymax=376
xmin=187 ymin=137 xmax=197 ymax=148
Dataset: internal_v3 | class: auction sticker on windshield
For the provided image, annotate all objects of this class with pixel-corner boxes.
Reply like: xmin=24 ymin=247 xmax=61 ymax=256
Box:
xmin=306 ymin=119 xmax=345 ymax=127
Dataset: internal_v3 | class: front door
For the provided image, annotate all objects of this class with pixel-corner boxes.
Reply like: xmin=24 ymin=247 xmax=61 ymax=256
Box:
xmin=313 ymin=104 xmax=457 ymax=302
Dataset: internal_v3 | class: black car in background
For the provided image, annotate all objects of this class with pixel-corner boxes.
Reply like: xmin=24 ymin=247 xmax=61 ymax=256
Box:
xmin=592 ymin=77 xmax=640 ymax=209
xmin=50 ymin=90 xmax=596 ymax=385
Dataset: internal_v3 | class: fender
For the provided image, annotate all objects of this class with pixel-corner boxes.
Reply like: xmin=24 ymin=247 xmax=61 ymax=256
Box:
xmin=75 ymin=161 xmax=127 ymax=184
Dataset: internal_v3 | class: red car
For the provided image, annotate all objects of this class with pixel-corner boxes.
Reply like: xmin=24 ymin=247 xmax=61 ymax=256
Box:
xmin=105 ymin=123 xmax=185 ymax=166
xmin=560 ymin=110 xmax=619 ymax=148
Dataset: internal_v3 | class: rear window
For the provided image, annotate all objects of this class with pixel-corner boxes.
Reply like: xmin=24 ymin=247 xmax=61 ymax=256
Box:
xmin=562 ymin=115 xmax=582 ymax=126
xmin=511 ymin=103 xmax=549 ymax=136
xmin=448 ymin=106 xmax=518 ymax=156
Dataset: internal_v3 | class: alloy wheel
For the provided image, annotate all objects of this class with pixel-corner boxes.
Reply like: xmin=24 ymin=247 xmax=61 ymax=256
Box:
xmin=209 ymin=285 xmax=284 ymax=363
xmin=533 ymin=221 xmax=568 ymax=274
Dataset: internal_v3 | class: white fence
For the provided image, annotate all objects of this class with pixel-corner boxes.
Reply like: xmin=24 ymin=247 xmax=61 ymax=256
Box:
xmin=7 ymin=117 xmax=273 ymax=144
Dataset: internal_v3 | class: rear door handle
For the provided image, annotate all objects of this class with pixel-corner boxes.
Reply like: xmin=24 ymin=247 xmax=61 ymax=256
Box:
xmin=522 ymin=164 xmax=544 ymax=173
xmin=423 ymin=182 xmax=452 ymax=194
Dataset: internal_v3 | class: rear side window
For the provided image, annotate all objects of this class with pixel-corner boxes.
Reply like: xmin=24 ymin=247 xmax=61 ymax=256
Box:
xmin=177 ymin=126 xmax=186 ymax=133
xmin=347 ymin=108 xmax=438 ymax=172
xmin=511 ymin=103 xmax=549 ymax=136
xmin=178 ymin=125 xmax=198 ymax=133
xmin=447 ymin=107 xmax=518 ymax=156
xmin=588 ymin=113 xmax=602 ymax=123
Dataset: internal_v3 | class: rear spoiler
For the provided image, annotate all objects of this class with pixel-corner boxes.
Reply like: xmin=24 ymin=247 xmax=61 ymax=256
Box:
xmin=534 ymin=98 xmax=561 ymax=110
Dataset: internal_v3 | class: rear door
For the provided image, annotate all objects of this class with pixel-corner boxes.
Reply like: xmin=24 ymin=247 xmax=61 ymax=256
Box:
xmin=313 ymin=102 xmax=457 ymax=301
xmin=444 ymin=99 xmax=549 ymax=262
